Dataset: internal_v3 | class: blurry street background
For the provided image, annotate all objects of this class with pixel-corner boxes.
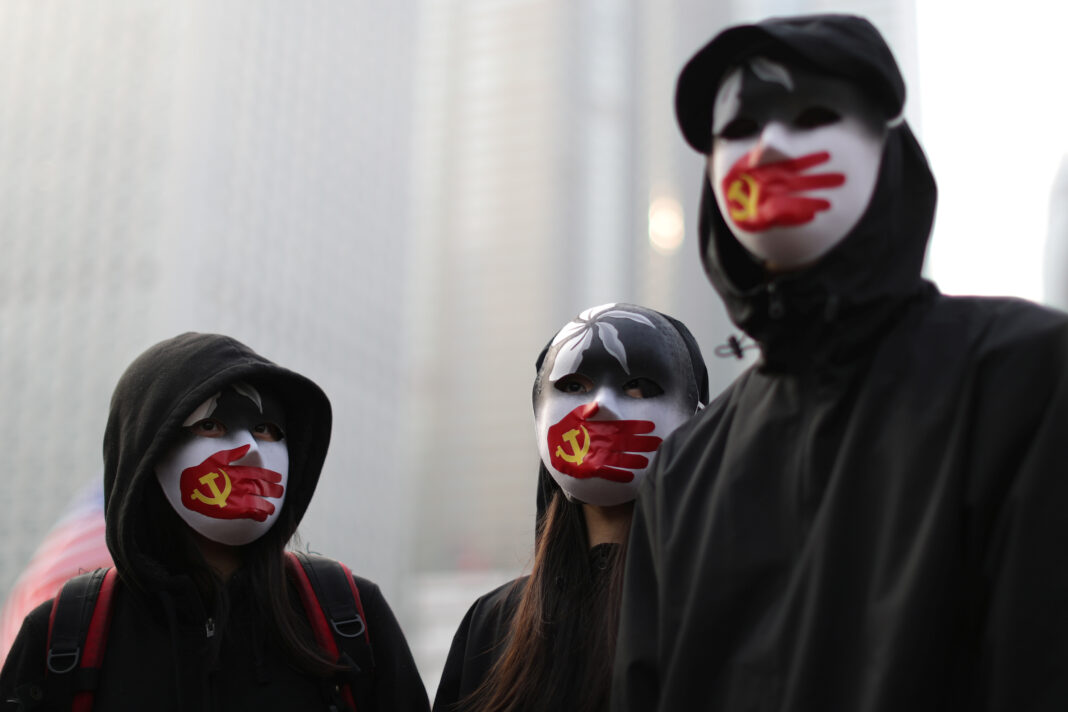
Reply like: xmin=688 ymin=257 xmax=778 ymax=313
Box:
xmin=2 ymin=0 xmax=1067 ymax=692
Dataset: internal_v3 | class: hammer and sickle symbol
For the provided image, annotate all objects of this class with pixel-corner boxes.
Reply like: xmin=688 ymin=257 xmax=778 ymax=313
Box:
xmin=555 ymin=426 xmax=591 ymax=465
xmin=190 ymin=469 xmax=233 ymax=508
xmin=727 ymin=173 xmax=760 ymax=222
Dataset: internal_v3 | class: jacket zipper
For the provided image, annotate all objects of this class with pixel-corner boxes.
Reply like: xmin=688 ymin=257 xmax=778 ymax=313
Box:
xmin=205 ymin=617 xmax=216 ymax=638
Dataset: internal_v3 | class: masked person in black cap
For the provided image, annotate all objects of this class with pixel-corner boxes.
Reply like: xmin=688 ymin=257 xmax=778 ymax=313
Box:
xmin=613 ymin=14 xmax=1068 ymax=712
xmin=1 ymin=333 xmax=429 ymax=712
xmin=434 ymin=304 xmax=707 ymax=712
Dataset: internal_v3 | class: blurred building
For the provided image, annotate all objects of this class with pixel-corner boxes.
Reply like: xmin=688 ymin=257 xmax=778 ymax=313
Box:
xmin=407 ymin=0 xmax=923 ymax=580
xmin=1044 ymin=156 xmax=1068 ymax=309
xmin=408 ymin=0 xmax=729 ymax=579
xmin=0 ymin=0 xmax=420 ymax=628
xmin=406 ymin=0 xmax=922 ymax=687
xmin=0 ymin=0 xmax=926 ymax=691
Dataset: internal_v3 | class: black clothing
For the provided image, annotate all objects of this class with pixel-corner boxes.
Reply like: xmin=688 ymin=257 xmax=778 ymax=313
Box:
xmin=3 ymin=571 xmax=424 ymax=711
xmin=1 ymin=333 xmax=429 ymax=711
xmin=613 ymin=14 xmax=1068 ymax=712
xmin=434 ymin=306 xmax=710 ymax=711
xmin=432 ymin=578 xmax=526 ymax=711
xmin=675 ymin=14 xmax=905 ymax=155
xmin=433 ymin=544 xmax=618 ymax=712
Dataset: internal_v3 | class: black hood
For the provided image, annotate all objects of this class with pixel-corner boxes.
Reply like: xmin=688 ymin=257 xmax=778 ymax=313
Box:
xmin=532 ymin=305 xmax=709 ymax=525
xmin=675 ymin=14 xmax=938 ymax=369
xmin=103 ymin=333 xmax=331 ymax=592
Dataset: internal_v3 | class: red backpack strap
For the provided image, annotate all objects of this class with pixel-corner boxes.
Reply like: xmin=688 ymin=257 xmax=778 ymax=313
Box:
xmin=45 ymin=567 xmax=119 ymax=712
xmin=286 ymin=551 xmax=374 ymax=712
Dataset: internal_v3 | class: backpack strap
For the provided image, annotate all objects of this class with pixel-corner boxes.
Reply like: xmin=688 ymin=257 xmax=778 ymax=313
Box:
xmin=45 ymin=567 xmax=119 ymax=712
xmin=285 ymin=551 xmax=375 ymax=712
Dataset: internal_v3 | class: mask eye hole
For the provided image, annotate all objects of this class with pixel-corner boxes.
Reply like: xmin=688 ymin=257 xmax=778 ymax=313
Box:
xmin=794 ymin=106 xmax=840 ymax=129
xmin=253 ymin=423 xmax=285 ymax=442
xmin=717 ymin=116 xmax=760 ymax=140
xmin=554 ymin=374 xmax=593 ymax=394
xmin=187 ymin=418 xmax=227 ymax=438
xmin=622 ymin=378 xmax=664 ymax=399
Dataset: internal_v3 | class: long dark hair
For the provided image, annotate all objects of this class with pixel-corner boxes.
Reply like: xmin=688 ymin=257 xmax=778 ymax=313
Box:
xmin=466 ymin=468 xmax=629 ymax=712
xmin=464 ymin=306 xmax=706 ymax=711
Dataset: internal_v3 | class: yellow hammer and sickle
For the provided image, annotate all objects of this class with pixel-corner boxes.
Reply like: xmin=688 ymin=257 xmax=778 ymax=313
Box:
xmin=727 ymin=173 xmax=760 ymax=222
xmin=555 ymin=426 xmax=591 ymax=465
xmin=190 ymin=469 xmax=233 ymax=508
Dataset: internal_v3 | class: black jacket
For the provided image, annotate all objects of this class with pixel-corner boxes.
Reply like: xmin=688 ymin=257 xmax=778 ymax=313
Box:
xmin=433 ymin=545 xmax=619 ymax=712
xmin=3 ymin=572 xmax=426 ymax=711
xmin=432 ymin=578 xmax=527 ymax=711
xmin=1 ymin=333 xmax=429 ymax=711
xmin=613 ymin=15 xmax=1068 ymax=712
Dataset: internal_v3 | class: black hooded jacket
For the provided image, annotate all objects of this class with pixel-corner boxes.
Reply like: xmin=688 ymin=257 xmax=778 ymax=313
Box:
xmin=1 ymin=333 xmax=429 ymax=711
xmin=613 ymin=15 xmax=1068 ymax=712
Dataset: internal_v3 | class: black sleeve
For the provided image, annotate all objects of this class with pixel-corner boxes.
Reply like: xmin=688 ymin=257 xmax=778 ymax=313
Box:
xmin=966 ymin=315 xmax=1068 ymax=708
xmin=432 ymin=580 xmax=521 ymax=712
xmin=611 ymin=470 xmax=662 ymax=712
xmin=353 ymin=576 xmax=430 ymax=712
xmin=431 ymin=598 xmax=478 ymax=712
xmin=1 ymin=600 xmax=54 ymax=711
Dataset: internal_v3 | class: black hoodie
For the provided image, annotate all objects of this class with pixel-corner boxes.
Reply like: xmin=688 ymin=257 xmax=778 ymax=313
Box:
xmin=1 ymin=333 xmax=429 ymax=711
xmin=612 ymin=15 xmax=1068 ymax=712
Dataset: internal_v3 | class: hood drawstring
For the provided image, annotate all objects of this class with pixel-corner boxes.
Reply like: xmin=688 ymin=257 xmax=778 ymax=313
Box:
xmin=715 ymin=334 xmax=758 ymax=360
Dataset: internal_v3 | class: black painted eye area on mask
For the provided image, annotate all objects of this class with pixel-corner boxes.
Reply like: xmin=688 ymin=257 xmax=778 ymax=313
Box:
xmin=622 ymin=377 xmax=664 ymax=399
xmin=718 ymin=116 xmax=760 ymax=140
xmin=794 ymin=105 xmax=841 ymax=129
xmin=555 ymin=374 xmax=593 ymax=394
xmin=553 ymin=374 xmax=665 ymax=399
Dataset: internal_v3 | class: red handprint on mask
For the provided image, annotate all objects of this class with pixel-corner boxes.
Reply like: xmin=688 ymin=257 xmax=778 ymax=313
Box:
xmin=547 ymin=403 xmax=662 ymax=483
xmin=179 ymin=444 xmax=284 ymax=522
xmin=722 ymin=151 xmax=844 ymax=231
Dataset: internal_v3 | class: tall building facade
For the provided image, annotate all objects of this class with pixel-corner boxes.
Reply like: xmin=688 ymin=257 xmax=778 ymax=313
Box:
xmin=408 ymin=0 xmax=734 ymax=580
xmin=406 ymin=0 xmax=922 ymax=685
xmin=0 ymin=1 xmax=420 ymax=620
xmin=407 ymin=0 xmax=921 ymax=578
xmin=1044 ymin=156 xmax=1068 ymax=309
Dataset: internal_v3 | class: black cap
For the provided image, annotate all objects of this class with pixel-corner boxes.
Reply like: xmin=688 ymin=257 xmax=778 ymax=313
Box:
xmin=675 ymin=14 xmax=906 ymax=154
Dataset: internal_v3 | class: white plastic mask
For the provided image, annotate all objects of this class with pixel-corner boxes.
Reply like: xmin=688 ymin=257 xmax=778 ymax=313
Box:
xmin=708 ymin=57 xmax=887 ymax=270
xmin=155 ymin=385 xmax=289 ymax=546
xmin=533 ymin=304 xmax=700 ymax=506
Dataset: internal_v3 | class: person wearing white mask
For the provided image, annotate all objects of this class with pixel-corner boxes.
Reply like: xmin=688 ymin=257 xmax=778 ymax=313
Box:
xmin=1 ymin=332 xmax=429 ymax=712
xmin=613 ymin=14 xmax=1068 ymax=712
xmin=434 ymin=303 xmax=708 ymax=712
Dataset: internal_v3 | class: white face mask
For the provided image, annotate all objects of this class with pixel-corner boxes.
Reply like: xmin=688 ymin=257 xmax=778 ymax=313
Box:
xmin=155 ymin=385 xmax=289 ymax=546
xmin=708 ymin=57 xmax=887 ymax=271
xmin=533 ymin=304 xmax=700 ymax=506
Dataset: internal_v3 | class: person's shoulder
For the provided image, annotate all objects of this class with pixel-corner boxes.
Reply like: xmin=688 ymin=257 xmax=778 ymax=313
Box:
xmin=652 ymin=378 xmax=746 ymax=469
xmin=0 ymin=598 xmax=55 ymax=698
xmin=467 ymin=577 xmax=528 ymax=623
xmin=20 ymin=597 xmax=55 ymax=629
xmin=349 ymin=572 xmax=382 ymax=598
xmin=931 ymin=294 xmax=1068 ymax=345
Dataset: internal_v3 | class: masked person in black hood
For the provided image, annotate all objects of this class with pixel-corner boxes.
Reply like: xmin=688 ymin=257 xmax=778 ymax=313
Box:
xmin=433 ymin=304 xmax=708 ymax=712
xmin=612 ymin=14 xmax=1068 ymax=712
xmin=1 ymin=333 xmax=429 ymax=712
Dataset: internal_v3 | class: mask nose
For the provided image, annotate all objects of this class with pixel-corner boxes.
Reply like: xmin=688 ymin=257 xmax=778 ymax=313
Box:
xmin=588 ymin=389 xmax=623 ymax=420
xmin=230 ymin=432 xmax=263 ymax=466
xmin=748 ymin=121 xmax=792 ymax=167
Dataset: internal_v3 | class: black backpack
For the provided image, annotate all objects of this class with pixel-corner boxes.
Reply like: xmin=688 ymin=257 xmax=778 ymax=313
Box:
xmin=35 ymin=551 xmax=373 ymax=712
